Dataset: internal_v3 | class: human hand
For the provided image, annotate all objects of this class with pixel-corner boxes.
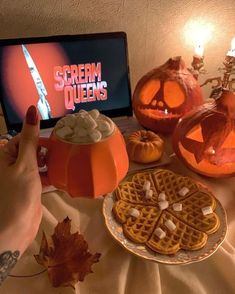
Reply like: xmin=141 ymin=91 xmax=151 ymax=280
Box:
xmin=0 ymin=105 xmax=42 ymax=254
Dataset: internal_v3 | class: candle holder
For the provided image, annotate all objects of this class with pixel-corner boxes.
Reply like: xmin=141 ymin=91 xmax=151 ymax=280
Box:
xmin=189 ymin=54 xmax=206 ymax=80
xmin=200 ymin=55 xmax=235 ymax=99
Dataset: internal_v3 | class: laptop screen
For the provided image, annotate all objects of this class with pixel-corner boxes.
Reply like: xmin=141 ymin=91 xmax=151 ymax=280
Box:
xmin=0 ymin=32 xmax=132 ymax=132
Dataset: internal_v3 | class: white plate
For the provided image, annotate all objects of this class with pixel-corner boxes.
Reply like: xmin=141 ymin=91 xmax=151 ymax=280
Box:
xmin=103 ymin=192 xmax=227 ymax=265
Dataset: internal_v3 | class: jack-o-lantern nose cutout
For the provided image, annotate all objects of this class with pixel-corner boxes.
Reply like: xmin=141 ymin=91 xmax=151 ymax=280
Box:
xmin=133 ymin=56 xmax=203 ymax=133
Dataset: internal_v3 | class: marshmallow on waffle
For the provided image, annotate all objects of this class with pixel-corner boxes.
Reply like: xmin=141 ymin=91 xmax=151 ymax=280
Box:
xmin=112 ymin=168 xmax=220 ymax=255
xmin=115 ymin=180 xmax=159 ymax=205
xmin=113 ymin=200 xmax=162 ymax=243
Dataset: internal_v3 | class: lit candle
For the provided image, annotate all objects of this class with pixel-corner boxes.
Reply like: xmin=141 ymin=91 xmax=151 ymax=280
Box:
xmin=164 ymin=109 xmax=168 ymax=115
xmin=227 ymin=37 xmax=235 ymax=57
xmin=194 ymin=43 xmax=204 ymax=58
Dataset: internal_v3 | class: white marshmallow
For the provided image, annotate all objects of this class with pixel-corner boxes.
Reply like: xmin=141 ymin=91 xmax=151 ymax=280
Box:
xmin=78 ymin=109 xmax=88 ymax=116
xmin=154 ymin=227 xmax=166 ymax=239
xmin=145 ymin=189 xmax=153 ymax=199
xmin=55 ymin=110 xmax=115 ymax=143
xmin=102 ymin=124 xmax=115 ymax=137
xmin=64 ymin=114 xmax=76 ymax=128
xmin=97 ymin=120 xmax=111 ymax=132
xmin=89 ymin=109 xmax=100 ymax=120
xmin=158 ymin=200 xmax=169 ymax=210
xmin=165 ymin=219 xmax=176 ymax=231
xmin=76 ymin=115 xmax=87 ymax=128
xmin=89 ymin=129 xmax=102 ymax=142
xmin=201 ymin=206 xmax=213 ymax=216
xmin=143 ymin=180 xmax=151 ymax=191
xmin=56 ymin=126 xmax=73 ymax=138
xmin=74 ymin=126 xmax=88 ymax=137
xmin=56 ymin=119 xmax=65 ymax=128
xmin=178 ymin=187 xmax=190 ymax=197
xmin=158 ymin=192 xmax=166 ymax=201
xmin=172 ymin=203 xmax=182 ymax=211
xmin=128 ymin=208 xmax=140 ymax=218
xmin=83 ymin=115 xmax=98 ymax=130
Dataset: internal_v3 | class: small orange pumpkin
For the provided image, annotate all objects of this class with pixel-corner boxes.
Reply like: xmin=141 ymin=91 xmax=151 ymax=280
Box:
xmin=132 ymin=56 xmax=203 ymax=133
xmin=126 ymin=130 xmax=164 ymax=163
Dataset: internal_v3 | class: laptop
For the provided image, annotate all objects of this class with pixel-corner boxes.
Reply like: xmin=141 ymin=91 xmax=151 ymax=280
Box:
xmin=0 ymin=31 xmax=135 ymax=136
xmin=0 ymin=31 xmax=170 ymax=177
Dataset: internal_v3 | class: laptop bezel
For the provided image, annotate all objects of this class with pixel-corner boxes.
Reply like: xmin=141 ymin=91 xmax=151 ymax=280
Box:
xmin=0 ymin=31 xmax=132 ymax=132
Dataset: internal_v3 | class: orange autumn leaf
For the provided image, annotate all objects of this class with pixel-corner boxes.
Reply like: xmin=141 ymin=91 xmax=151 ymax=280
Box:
xmin=34 ymin=217 xmax=101 ymax=289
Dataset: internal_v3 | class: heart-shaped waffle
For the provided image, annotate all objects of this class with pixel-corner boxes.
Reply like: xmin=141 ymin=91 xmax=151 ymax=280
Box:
xmin=146 ymin=211 xmax=208 ymax=254
xmin=151 ymin=169 xmax=198 ymax=204
xmin=113 ymin=200 xmax=161 ymax=243
xmin=115 ymin=177 xmax=159 ymax=205
xmin=168 ymin=190 xmax=220 ymax=234
xmin=112 ymin=168 xmax=220 ymax=255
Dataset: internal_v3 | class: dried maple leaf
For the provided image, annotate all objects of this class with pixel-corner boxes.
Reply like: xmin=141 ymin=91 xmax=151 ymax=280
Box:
xmin=34 ymin=217 xmax=101 ymax=289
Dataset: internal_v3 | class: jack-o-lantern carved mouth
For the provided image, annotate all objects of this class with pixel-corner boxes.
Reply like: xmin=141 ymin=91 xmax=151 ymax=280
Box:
xmin=137 ymin=105 xmax=183 ymax=119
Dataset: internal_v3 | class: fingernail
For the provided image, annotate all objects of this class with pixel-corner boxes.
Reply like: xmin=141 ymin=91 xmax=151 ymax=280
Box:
xmin=26 ymin=105 xmax=38 ymax=125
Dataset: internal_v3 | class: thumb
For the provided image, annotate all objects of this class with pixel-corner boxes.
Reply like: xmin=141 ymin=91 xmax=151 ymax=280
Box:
xmin=17 ymin=105 xmax=40 ymax=168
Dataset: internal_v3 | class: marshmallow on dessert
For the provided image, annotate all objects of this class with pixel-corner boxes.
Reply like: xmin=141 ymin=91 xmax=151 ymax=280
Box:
xmin=55 ymin=109 xmax=115 ymax=143
xmin=172 ymin=203 xmax=182 ymax=212
xmin=178 ymin=187 xmax=189 ymax=197
xmin=145 ymin=189 xmax=153 ymax=199
xmin=165 ymin=219 xmax=176 ymax=231
xmin=64 ymin=114 xmax=77 ymax=128
xmin=128 ymin=208 xmax=140 ymax=218
xmin=56 ymin=126 xmax=73 ymax=138
xmin=201 ymin=206 xmax=213 ymax=216
xmin=154 ymin=227 xmax=166 ymax=239
xmin=143 ymin=180 xmax=151 ymax=191
xmin=158 ymin=200 xmax=169 ymax=210
xmin=89 ymin=109 xmax=100 ymax=120
xmin=158 ymin=192 xmax=166 ymax=201
xmin=83 ymin=115 xmax=98 ymax=130
xmin=74 ymin=126 xmax=88 ymax=137
xmin=97 ymin=120 xmax=111 ymax=132
xmin=89 ymin=129 xmax=102 ymax=142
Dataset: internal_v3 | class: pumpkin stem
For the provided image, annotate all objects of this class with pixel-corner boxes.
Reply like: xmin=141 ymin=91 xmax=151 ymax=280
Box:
xmin=140 ymin=135 xmax=149 ymax=142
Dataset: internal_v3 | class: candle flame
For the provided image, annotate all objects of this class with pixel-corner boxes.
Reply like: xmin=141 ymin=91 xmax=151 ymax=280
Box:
xmin=164 ymin=109 xmax=168 ymax=115
xmin=227 ymin=37 xmax=235 ymax=57
xmin=183 ymin=19 xmax=214 ymax=52
xmin=194 ymin=44 xmax=204 ymax=57
xmin=231 ymin=37 xmax=235 ymax=51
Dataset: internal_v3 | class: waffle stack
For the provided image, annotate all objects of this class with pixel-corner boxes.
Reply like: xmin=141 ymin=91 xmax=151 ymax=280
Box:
xmin=112 ymin=169 xmax=220 ymax=255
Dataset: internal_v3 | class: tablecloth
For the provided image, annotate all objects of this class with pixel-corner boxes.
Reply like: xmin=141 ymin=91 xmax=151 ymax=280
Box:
xmin=0 ymin=116 xmax=235 ymax=294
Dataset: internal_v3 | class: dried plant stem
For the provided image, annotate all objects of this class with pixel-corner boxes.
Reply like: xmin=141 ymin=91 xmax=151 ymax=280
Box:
xmin=8 ymin=268 xmax=47 ymax=278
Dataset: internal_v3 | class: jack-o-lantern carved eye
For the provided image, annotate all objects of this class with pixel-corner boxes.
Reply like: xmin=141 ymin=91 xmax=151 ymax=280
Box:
xmin=185 ymin=124 xmax=204 ymax=142
xmin=164 ymin=81 xmax=185 ymax=108
xmin=139 ymin=80 xmax=185 ymax=109
xmin=139 ymin=79 xmax=160 ymax=105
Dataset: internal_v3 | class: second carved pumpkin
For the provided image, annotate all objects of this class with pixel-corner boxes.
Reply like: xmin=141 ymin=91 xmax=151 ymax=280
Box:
xmin=132 ymin=56 xmax=203 ymax=133
xmin=173 ymin=89 xmax=235 ymax=177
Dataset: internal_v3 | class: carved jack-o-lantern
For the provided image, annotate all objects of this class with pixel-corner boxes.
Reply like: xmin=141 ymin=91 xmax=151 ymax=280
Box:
xmin=133 ymin=56 xmax=203 ymax=133
xmin=173 ymin=90 xmax=235 ymax=177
